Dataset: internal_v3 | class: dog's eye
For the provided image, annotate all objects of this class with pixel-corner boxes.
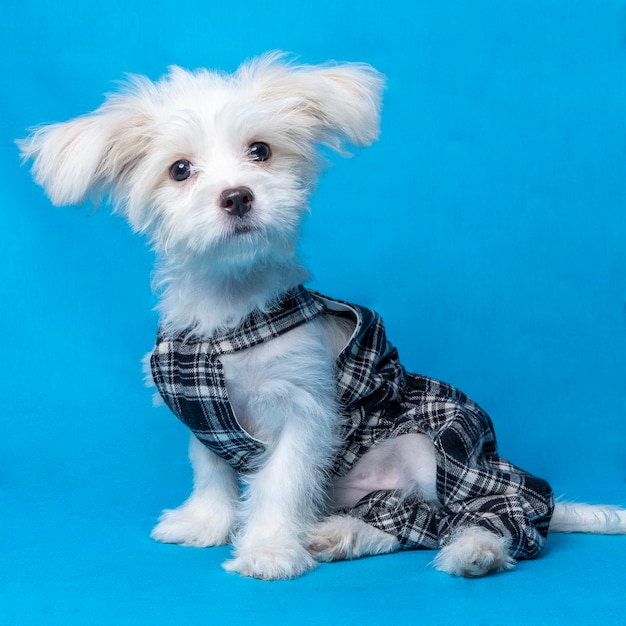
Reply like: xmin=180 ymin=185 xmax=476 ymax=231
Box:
xmin=248 ymin=142 xmax=271 ymax=162
xmin=169 ymin=159 xmax=194 ymax=181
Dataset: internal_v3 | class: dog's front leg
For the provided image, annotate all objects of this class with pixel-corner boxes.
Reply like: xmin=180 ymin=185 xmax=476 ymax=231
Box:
xmin=151 ymin=435 xmax=239 ymax=547
xmin=223 ymin=421 xmax=332 ymax=579
xmin=222 ymin=365 xmax=337 ymax=579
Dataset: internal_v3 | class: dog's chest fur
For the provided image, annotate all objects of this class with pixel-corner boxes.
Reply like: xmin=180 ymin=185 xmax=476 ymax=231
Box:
xmin=221 ymin=313 xmax=353 ymax=444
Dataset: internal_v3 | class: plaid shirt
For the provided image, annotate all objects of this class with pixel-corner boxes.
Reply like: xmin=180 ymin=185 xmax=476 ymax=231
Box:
xmin=150 ymin=285 xmax=554 ymax=559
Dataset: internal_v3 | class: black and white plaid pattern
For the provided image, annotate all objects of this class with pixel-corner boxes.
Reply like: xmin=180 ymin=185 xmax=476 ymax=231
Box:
xmin=150 ymin=286 xmax=326 ymax=471
xmin=150 ymin=286 xmax=554 ymax=560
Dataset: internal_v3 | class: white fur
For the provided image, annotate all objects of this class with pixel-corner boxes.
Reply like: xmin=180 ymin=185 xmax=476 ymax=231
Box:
xmin=19 ymin=53 xmax=626 ymax=580
xmin=549 ymin=501 xmax=626 ymax=534
xmin=330 ymin=433 xmax=440 ymax=509
xmin=433 ymin=527 xmax=515 ymax=577
xmin=151 ymin=436 xmax=238 ymax=547
xmin=309 ymin=514 xmax=400 ymax=562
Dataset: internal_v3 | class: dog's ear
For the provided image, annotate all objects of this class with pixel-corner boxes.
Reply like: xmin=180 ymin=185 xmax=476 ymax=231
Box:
xmin=18 ymin=94 xmax=152 ymax=207
xmin=299 ymin=63 xmax=385 ymax=151
xmin=246 ymin=54 xmax=385 ymax=154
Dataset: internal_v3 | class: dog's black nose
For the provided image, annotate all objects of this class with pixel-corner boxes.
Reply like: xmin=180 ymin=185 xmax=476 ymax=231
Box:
xmin=220 ymin=187 xmax=254 ymax=218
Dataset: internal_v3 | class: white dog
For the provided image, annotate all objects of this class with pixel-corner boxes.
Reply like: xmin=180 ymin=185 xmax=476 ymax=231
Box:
xmin=19 ymin=53 xmax=626 ymax=580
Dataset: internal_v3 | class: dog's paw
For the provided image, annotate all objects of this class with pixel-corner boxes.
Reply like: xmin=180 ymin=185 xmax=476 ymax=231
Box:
xmin=150 ymin=498 xmax=233 ymax=547
xmin=308 ymin=514 xmax=400 ymax=562
xmin=433 ymin=526 xmax=515 ymax=578
xmin=223 ymin=540 xmax=317 ymax=580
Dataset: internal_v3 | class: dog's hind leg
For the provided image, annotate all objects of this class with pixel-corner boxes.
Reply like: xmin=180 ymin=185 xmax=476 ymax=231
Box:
xmin=309 ymin=514 xmax=400 ymax=561
xmin=309 ymin=516 xmax=516 ymax=577
xmin=433 ymin=527 xmax=515 ymax=577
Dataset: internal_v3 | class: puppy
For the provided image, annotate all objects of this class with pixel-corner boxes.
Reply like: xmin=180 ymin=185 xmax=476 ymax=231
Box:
xmin=19 ymin=53 xmax=626 ymax=580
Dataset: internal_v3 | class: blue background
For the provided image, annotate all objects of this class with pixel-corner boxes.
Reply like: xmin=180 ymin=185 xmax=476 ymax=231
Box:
xmin=2 ymin=1 xmax=626 ymax=624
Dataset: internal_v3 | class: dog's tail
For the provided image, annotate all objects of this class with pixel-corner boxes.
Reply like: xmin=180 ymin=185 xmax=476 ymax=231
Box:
xmin=550 ymin=502 xmax=626 ymax=534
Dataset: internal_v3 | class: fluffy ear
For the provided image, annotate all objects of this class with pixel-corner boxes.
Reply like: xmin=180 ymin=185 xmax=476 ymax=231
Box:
xmin=244 ymin=54 xmax=385 ymax=153
xmin=18 ymin=99 xmax=151 ymax=207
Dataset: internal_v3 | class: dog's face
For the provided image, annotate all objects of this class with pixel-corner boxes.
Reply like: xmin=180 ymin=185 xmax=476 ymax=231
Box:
xmin=19 ymin=54 xmax=384 ymax=269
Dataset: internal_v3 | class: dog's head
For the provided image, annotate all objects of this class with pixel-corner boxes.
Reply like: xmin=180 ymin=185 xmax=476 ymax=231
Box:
xmin=19 ymin=53 xmax=384 ymax=265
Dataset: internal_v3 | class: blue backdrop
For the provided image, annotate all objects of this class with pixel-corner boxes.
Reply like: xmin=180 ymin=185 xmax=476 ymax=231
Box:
xmin=2 ymin=1 xmax=625 ymax=624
